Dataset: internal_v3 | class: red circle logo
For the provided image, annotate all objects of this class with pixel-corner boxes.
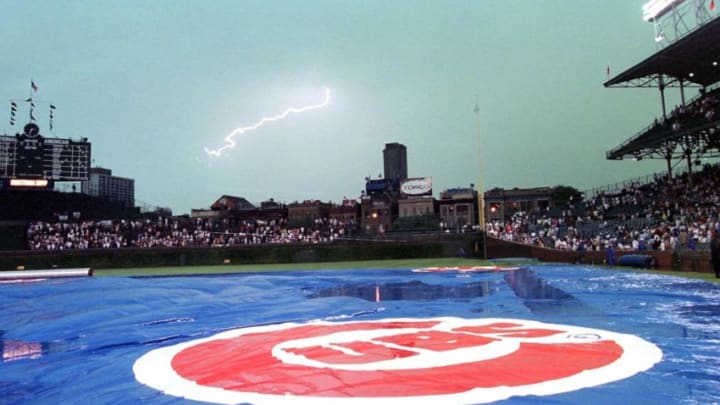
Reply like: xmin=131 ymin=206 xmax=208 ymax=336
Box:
xmin=134 ymin=317 xmax=662 ymax=404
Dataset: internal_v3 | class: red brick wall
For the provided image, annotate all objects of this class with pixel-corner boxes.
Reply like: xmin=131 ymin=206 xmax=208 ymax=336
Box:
xmin=485 ymin=236 xmax=713 ymax=273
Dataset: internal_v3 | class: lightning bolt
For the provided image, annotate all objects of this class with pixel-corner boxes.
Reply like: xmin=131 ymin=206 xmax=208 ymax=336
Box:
xmin=204 ymin=87 xmax=331 ymax=157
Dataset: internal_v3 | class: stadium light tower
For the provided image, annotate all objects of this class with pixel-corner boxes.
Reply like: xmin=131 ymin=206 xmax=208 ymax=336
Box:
xmin=642 ymin=0 xmax=684 ymax=22
xmin=642 ymin=0 xmax=715 ymax=48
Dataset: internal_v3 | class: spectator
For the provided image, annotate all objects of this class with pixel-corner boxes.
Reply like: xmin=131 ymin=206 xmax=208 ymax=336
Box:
xmin=27 ymin=215 xmax=354 ymax=251
xmin=485 ymin=162 xmax=720 ymax=255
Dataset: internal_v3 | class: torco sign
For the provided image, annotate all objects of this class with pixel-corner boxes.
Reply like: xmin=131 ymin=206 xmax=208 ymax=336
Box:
xmin=400 ymin=177 xmax=432 ymax=196
xmin=133 ymin=317 xmax=662 ymax=404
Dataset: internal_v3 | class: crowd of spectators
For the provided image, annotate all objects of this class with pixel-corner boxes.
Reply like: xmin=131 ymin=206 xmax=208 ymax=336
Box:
xmin=486 ymin=163 xmax=720 ymax=253
xmin=27 ymin=216 xmax=351 ymax=251
xmin=644 ymin=88 xmax=720 ymax=134
xmin=667 ymin=88 xmax=719 ymax=131
xmin=25 ymin=156 xmax=720 ymax=254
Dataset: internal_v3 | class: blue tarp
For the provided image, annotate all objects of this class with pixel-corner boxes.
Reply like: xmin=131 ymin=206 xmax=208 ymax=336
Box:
xmin=1 ymin=265 xmax=719 ymax=404
xmin=618 ymin=254 xmax=655 ymax=268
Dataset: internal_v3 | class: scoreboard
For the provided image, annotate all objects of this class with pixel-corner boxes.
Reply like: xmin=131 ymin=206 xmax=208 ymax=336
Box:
xmin=0 ymin=123 xmax=91 ymax=181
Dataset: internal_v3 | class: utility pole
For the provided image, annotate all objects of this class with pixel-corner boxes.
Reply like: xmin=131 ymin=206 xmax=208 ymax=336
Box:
xmin=474 ymin=96 xmax=487 ymax=259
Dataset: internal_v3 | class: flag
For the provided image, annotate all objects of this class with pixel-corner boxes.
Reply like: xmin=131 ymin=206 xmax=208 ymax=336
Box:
xmin=31 ymin=81 xmax=38 ymax=92
xmin=711 ymin=0 xmax=716 ymax=11
xmin=25 ymin=97 xmax=32 ymax=102
xmin=11 ymin=100 xmax=17 ymax=126
xmin=50 ymin=104 xmax=56 ymax=109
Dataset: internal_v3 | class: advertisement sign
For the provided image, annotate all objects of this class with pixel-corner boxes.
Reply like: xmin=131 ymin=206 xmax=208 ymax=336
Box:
xmin=401 ymin=177 xmax=432 ymax=196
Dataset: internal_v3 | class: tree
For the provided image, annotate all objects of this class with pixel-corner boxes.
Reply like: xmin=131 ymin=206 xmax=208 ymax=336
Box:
xmin=552 ymin=185 xmax=582 ymax=207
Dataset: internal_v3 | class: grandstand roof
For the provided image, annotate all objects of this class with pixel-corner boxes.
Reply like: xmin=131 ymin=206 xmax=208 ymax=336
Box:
xmin=211 ymin=195 xmax=255 ymax=211
xmin=604 ymin=17 xmax=720 ymax=88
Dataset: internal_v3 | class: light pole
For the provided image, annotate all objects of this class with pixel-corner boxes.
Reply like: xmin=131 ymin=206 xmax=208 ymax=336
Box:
xmin=474 ymin=96 xmax=487 ymax=258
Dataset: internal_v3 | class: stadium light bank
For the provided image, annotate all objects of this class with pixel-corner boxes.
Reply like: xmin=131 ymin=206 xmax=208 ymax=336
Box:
xmin=642 ymin=0 xmax=685 ymax=22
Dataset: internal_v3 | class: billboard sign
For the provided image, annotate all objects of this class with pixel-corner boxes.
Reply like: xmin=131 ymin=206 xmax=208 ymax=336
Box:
xmin=401 ymin=177 xmax=432 ymax=196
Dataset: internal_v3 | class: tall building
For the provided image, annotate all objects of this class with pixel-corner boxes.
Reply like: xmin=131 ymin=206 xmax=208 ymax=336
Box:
xmin=81 ymin=167 xmax=135 ymax=207
xmin=383 ymin=142 xmax=407 ymax=181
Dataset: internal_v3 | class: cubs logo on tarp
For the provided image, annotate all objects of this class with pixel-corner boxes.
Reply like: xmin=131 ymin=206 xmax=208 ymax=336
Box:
xmin=133 ymin=317 xmax=662 ymax=405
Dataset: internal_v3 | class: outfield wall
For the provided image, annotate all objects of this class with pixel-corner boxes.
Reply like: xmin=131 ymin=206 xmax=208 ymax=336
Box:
xmin=485 ymin=236 xmax=714 ymax=273
xmin=0 ymin=235 xmax=480 ymax=270
xmin=2 ymin=234 xmax=713 ymax=273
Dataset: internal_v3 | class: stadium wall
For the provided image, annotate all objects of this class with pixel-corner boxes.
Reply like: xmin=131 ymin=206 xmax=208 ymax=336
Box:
xmin=486 ymin=236 xmax=714 ymax=273
xmin=0 ymin=238 xmax=477 ymax=270
xmin=0 ymin=223 xmax=26 ymax=250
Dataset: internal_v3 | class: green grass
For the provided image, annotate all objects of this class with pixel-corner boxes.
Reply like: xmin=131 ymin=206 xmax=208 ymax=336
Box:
xmin=95 ymin=258 xmax=492 ymax=276
xmin=94 ymin=257 xmax=719 ymax=283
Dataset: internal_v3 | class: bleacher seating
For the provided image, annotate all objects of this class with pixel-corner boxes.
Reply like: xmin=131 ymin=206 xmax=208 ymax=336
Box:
xmin=486 ymin=163 xmax=720 ymax=252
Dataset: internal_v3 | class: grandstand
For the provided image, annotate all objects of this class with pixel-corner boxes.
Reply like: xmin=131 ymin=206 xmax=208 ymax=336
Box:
xmin=483 ymin=4 xmax=720 ymax=271
xmin=605 ymin=4 xmax=720 ymax=179
xmin=0 ymin=118 xmax=143 ymax=249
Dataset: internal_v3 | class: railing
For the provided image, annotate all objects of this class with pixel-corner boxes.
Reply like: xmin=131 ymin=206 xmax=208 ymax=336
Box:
xmin=606 ymin=121 xmax=662 ymax=157
xmin=581 ymin=172 xmax=662 ymax=198
xmin=582 ymin=158 xmax=719 ymax=199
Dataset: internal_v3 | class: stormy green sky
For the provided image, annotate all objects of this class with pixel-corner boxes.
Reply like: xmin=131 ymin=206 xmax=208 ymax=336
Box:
xmin=0 ymin=1 xmax=694 ymax=214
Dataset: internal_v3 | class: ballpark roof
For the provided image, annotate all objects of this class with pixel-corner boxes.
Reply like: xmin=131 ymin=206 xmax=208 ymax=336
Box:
xmin=604 ymin=17 xmax=720 ymax=88
xmin=211 ymin=195 xmax=255 ymax=210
